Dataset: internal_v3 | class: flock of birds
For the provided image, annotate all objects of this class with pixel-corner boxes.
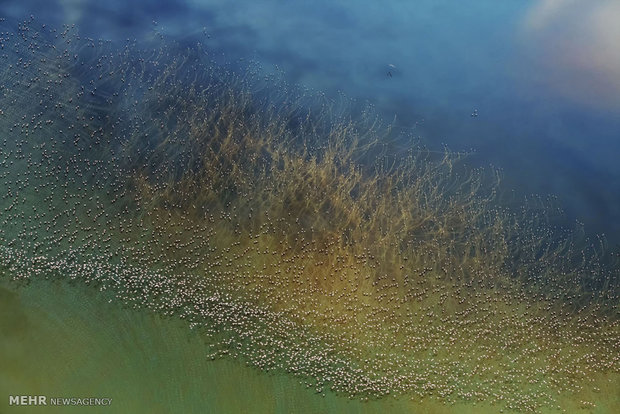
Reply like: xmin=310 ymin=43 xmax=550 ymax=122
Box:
xmin=0 ymin=18 xmax=618 ymax=413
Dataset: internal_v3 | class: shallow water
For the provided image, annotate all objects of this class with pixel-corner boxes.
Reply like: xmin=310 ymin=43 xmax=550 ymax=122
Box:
xmin=2 ymin=278 xmax=618 ymax=413
xmin=0 ymin=279 xmax=489 ymax=414
xmin=0 ymin=2 xmax=619 ymax=414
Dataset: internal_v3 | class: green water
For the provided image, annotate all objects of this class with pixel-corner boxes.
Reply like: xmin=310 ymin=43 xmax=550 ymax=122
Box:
xmin=2 ymin=278 xmax=494 ymax=414
xmin=3 ymin=279 xmax=616 ymax=414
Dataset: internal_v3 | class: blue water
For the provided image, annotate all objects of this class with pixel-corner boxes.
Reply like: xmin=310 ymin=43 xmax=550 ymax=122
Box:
xmin=2 ymin=0 xmax=619 ymax=243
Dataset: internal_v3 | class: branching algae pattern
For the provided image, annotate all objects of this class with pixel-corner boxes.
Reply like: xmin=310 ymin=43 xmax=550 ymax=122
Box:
xmin=0 ymin=20 xmax=618 ymax=413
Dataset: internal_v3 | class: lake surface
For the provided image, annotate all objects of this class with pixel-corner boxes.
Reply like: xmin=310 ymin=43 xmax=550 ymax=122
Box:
xmin=3 ymin=0 xmax=619 ymax=242
xmin=3 ymin=278 xmax=617 ymax=413
xmin=1 ymin=1 xmax=619 ymax=413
